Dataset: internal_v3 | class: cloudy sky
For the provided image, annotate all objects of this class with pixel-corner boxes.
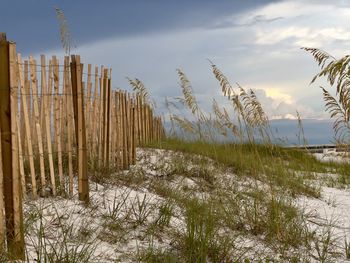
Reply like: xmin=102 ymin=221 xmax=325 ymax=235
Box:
xmin=3 ymin=0 xmax=350 ymax=121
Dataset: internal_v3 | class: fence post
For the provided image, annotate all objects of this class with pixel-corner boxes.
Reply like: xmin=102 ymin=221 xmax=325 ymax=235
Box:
xmin=41 ymin=55 xmax=56 ymax=196
xmin=115 ymin=91 xmax=122 ymax=169
xmin=106 ymin=73 xmax=111 ymax=169
xmin=29 ymin=56 xmax=47 ymax=195
xmin=17 ymin=54 xmax=38 ymax=198
xmin=52 ymin=56 xmax=64 ymax=193
xmin=122 ymin=91 xmax=128 ymax=169
xmin=131 ymin=101 xmax=136 ymax=164
xmin=91 ymin=66 xmax=99 ymax=161
xmin=0 ymin=33 xmax=25 ymax=259
xmin=64 ymin=56 xmax=74 ymax=196
xmin=70 ymin=55 xmax=89 ymax=203
xmin=102 ymin=69 xmax=107 ymax=169
xmin=0 ymin=127 xmax=4 ymax=250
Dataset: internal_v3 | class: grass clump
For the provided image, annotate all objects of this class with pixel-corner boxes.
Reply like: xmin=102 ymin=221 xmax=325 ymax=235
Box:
xmin=153 ymin=200 xmax=174 ymax=229
xmin=182 ymin=198 xmax=233 ymax=262
xmin=24 ymin=203 xmax=98 ymax=263
xmin=138 ymin=243 xmax=179 ymax=263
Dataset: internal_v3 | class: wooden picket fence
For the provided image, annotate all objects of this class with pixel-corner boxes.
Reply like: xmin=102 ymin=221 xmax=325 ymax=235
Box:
xmin=0 ymin=34 xmax=165 ymax=259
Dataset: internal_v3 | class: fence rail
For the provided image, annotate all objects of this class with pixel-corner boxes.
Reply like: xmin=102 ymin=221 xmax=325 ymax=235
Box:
xmin=0 ymin=34 xmax=165 ymax=259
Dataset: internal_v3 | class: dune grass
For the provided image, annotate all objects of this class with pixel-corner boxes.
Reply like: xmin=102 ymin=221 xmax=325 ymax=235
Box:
xmin=147 ymin=139 xmax=349 ymax=197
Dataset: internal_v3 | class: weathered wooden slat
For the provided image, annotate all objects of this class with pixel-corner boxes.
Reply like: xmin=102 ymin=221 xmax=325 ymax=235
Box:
xmin=70 ymin=55 xmax=89 ymax=203
xmin=64 ymin=56 xmax=74 ymax=196
xmin=52 ymin=57 xmax=64 ymax=193
xmin=29 ymin=56 xmax=46 ymax=194
xmin=42 ymin=56 xmax=56 ymax=196
xmin=17 ymin=55 xmax=37 ymax=198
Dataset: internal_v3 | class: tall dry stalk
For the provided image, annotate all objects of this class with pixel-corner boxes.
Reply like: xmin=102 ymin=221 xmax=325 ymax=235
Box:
xmin=165 ymin=97 xmax=179 ymax=137
xmin=127 ymin=77 xmax=158 ymax=111
xmin=212 ymin=99 xmax=240 ymax=139
xmin=210 ymin=61 xmax=270 ymax=143
xmin=303 ymin=47 xmax=350 ymax=142
xmin=176 ymin=69 xmax=199 ymax=115
xmin=174 ymin=69 xmax=208 ymax=140
xmin=161 ymin=62 xmax=271 ymax=143
xmin=127 ymin=78 xmax=149 ymax=102
xmin=239 ymin=86 xmax=271 ymax=143
xmin=322 ymin=87 xmax=350 ymax=142
xmin=209 ymin=62 xmax=246 ymax=141
xmin=54 ymin=7 xmax=74 ymax=55
xmin=296 ymin=111 xmax=308 ymax=146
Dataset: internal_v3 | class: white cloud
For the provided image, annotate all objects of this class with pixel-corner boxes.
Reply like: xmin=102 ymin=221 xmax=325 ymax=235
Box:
xmin=255 ymin=26 xmax=310 ymax=45
xmin=255 ymin=26 xmax=350 ymax=47
xmin=245 ymin=1 xmax=335 ymax=19
xmin=263 ymin=88 xmax=294 ymax=104
xmin=246 ymin=1 xmax=350 ymax=48
xmin=253 ymin=88 xmax=327 ymax=120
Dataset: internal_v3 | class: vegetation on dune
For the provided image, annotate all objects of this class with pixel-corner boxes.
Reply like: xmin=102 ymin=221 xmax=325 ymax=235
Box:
xmin=137 ymin=53 xmax=350 ymax=261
